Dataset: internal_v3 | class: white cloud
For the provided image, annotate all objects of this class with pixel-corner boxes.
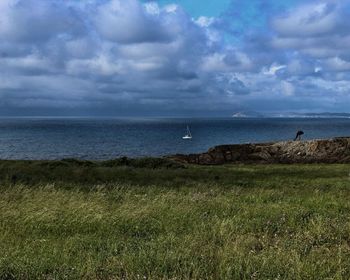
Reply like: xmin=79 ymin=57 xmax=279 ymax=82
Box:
xmin=325 ymin=56 xmax=350 ymax=71
xmin=195 ymin=16 xmax=215 ymax=27
xmin=263 ymin=64 xmax=286 ymax=76
xmin=95 ymin=0 xmax=171 ymax=44
xmin=144 ymin=2 xmax=160 ymax=15
xmin=164 ymin=4 xmax=178 ymax=14
xmin=281 ymin=81 xmax=295 ymax=96
xmin=273 ymin=2 xmax=339 ymax=37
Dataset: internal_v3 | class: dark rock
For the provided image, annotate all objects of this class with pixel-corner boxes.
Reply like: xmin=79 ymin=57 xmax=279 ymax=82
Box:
xmin=168 ymin=137 xmax=350 ymax=165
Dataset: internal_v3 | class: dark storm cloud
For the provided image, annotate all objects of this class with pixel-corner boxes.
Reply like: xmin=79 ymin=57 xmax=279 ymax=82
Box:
xmin=0 ymin=0 xmax=350 ymax=116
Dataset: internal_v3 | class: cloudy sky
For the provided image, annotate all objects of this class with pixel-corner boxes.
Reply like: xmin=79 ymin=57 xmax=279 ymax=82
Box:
xmin=1 ymin=0 xmax=350 ymax=116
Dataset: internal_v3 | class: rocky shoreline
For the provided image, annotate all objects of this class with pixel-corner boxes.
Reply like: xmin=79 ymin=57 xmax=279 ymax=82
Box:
xmin=169 ymin=137 xmax=350 ymax=165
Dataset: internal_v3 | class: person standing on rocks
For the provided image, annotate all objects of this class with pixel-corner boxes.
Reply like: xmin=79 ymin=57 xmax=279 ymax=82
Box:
xmin=294 ymin=130 xmax=304 ymax=141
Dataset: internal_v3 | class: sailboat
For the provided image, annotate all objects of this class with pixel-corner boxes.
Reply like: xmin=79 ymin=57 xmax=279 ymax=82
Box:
xmin=182 ymin=125 xmax=192 ymax=139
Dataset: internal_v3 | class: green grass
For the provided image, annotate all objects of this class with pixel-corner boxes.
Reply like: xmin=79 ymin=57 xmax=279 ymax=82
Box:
xmin=1 ymin=160 xmax=350 ymax=279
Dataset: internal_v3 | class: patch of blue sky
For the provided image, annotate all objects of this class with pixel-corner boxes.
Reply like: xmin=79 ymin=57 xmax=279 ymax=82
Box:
xmin=143 ymin=0 xmax=304 ymax=45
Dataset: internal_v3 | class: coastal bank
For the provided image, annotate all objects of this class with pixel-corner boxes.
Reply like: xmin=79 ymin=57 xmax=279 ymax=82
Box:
xmin=170 ymin=137 xmax=350 ymax=164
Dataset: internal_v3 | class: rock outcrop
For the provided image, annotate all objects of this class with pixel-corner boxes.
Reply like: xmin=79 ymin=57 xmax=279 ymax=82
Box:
xmin=169 ymin=137 xmax=350 ymax=165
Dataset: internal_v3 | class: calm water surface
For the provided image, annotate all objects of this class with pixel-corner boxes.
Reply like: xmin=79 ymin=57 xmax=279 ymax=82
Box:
xmin=0 ymin=117 xmax=350 ymax=160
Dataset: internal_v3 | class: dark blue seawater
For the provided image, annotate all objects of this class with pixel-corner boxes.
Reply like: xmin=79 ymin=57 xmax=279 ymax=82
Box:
xmin=0 ymin=117 xmax=350 ymax=160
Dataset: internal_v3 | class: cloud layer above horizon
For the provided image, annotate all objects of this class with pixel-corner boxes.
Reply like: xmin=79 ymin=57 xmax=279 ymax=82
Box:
xmin=1 ymin=0 xmax=350 ymax=116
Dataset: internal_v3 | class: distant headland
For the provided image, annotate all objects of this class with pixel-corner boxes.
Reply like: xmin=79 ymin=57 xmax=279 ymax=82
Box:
xmin=232 ymin=111 xmax=350 ymax=118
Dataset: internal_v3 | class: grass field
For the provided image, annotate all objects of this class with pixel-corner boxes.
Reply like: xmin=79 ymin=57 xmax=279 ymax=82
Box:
xmin=1 ymin=159 xmax=350 ymax=279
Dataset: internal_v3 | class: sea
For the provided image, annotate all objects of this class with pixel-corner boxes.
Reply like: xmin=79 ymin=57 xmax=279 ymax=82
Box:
xmin=0 ymin=117 xmax=350 ymax=160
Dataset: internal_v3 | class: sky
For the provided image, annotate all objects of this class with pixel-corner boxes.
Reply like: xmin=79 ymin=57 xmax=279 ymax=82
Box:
xmin=1 ymin=0 xmax=350 ymax=116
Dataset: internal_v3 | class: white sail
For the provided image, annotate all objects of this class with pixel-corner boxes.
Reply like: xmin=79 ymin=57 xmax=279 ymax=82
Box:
xmin=182 ymin=125 xmax=192 ymax=139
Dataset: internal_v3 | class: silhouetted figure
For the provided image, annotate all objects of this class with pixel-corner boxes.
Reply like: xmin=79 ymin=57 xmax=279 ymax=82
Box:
xmin=294 ymin=130 xmax=304 ymax=141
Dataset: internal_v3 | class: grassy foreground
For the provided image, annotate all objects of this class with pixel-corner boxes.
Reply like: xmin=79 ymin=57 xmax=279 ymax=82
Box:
xmin=1 ymin=159 xmax=350 ymax=279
